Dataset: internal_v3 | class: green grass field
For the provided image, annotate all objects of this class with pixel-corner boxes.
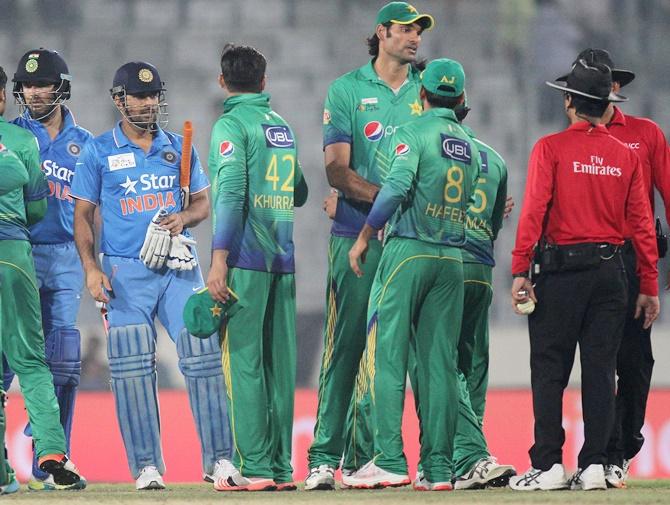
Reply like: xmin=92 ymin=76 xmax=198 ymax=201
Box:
xmin=2 ymin=481 xmax=669 ymax=505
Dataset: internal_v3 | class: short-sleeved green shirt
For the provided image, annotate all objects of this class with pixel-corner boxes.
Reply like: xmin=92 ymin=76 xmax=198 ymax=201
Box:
xmin=0 ymin=116 xmax=48 ymax=241
xmin=366 ymin=108 xmax=481 ymax=246
xmin=323 ymin=61 xmax=424 ymax=237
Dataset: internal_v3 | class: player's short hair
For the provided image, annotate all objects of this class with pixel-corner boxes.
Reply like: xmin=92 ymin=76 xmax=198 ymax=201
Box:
xmin=424 ymin=88 xmax=463 ymax=109
xmin=566 ymin=93 xmax=609 ymax=118
xmin=367 ymin=22 xmax=393 ymax=57
xmin=0 ymin=66 xmax=6 ymax=90
xmin=220 ymin=44 xmax=266 ymax=93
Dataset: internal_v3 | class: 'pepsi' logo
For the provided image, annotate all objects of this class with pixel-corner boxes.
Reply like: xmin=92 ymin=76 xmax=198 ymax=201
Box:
xmin=219 ymin=141 xmax=234 ymax=157
xmin=364 ymin=121 xmax=384 ymax=142
xmin=395 ymin=143 xmax=410 ymax=156
xmin=263 ymin=125 xmax=295 ymax=148
xmin=440 ymin=134 xmax=471 ymax=164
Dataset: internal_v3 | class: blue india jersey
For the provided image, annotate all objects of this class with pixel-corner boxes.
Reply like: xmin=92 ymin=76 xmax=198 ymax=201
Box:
xmin=12 ymin=107 xmax=93 ymax=244
xmin=71 ymin=122 xmax=209 ymax=258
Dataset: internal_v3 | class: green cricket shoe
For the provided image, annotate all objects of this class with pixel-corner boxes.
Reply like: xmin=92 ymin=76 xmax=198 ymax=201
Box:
xmin=0 ymin=473 xmax=19 ymax=495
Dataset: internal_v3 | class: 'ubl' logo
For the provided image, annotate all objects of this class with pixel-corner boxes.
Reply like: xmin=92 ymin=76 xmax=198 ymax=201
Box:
xmin=263 ymin=125 xmax=294 ymax=148
xmin=440 ymin=134 xmax=471 ymax=164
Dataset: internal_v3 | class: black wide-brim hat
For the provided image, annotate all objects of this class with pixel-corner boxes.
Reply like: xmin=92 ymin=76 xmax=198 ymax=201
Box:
xmin=546 ymin=59 xmax=628 ymax=102
xmin=557 ymin=48 xmax=635 ymax=87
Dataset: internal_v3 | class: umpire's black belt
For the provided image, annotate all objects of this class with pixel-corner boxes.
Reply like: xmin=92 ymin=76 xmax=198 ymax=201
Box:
xmin=536 ymin=242 xmax=621 ymax=273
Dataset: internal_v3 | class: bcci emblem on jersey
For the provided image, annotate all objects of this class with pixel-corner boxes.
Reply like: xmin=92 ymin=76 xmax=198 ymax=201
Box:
xmin=67 ymin=142 xmax=81 ymax=156
xmin=441 ymin=134 xmax=471 ymax=164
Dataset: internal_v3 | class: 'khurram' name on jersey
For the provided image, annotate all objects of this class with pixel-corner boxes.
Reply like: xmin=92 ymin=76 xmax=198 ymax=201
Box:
xmin=252 ymin=124 xmax=296 ymax=212
xmin=573 ymin=155 xmax=622 ymax=177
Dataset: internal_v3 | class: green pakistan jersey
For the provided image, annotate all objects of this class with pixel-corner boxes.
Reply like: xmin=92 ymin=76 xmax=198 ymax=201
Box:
xmin=209 ymin=93 xmax=307 ymax=273
xmin=0 ymin=116 xmax=48 ymax=241
xmin=366 ymin=108 xmax=480 ymax=246
xmin=322 ymin=60 xmax=423 ymax=237
xmin=460 ymin=125 xmax=508 ymax=266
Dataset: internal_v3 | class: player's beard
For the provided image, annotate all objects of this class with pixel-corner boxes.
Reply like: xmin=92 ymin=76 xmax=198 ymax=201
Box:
xmin=125 ymin=104 xmax=159 ymax=132
xmin=25 ymin=93 xmax=60 ymax=121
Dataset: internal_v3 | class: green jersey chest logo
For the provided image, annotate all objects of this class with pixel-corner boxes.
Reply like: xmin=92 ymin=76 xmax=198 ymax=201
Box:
xmin=358 ymin=97 xmax=379 ymax=112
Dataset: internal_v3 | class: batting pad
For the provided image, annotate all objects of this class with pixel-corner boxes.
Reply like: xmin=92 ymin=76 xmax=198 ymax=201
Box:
xmin=107 ymin=324 xmax=164 ymax=478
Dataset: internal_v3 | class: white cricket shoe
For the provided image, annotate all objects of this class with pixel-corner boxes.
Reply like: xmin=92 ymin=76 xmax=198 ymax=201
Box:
xmin=454 ymin=456 xmax=516 ymax=489
xmin=136 ymin=466 xmax=166 ymax=490
xmin=605 ymin=464 xmax=627 ymax=488
xmin=214 ymin=472 xmax=276 ymax=491
xmin=304 ymin=464 xmax=335 ymax=490
xmin=569 ymin=464 xmax=606 ymax=491
xmin=509 ymin=463 xmax=569 ymax=491
xmin=412 ymin=471 xmax=453 ymax=491
xmin=340 ymin=468 xmax=355 ymax=489
xmin=342 ymin=461 xmax=410 ymax=489
xmin=204 ymin=458 xmax=236 ymax=483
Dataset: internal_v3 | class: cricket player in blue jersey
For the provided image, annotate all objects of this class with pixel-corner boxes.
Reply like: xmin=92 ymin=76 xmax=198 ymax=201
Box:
xmin=71 ymin=61 xmax=232 ymax=490
xmin=2 ymin=49 xmax=92 ymax=491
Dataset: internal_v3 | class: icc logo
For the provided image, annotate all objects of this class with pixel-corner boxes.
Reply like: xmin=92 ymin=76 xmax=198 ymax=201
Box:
xmin=219 ymin=141 xmax=234 ymax=157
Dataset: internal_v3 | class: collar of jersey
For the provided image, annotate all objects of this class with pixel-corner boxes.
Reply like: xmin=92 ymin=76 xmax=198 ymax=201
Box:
xmin=223 ymin=92 xmax=270 ymax=113
xmin=567 ymin=121 xmax=609 ymax=134
xmin=422 ymin=107 xmax=458 ymax=123
xmin=113 ymin=121 xmax=171 ymax=150
xmin=361 ymin=60 xmax=420 ymax=86
xmin=18 ymin=105 xmax=77 ymax=134
xmin=607 ymin=106 xmax=626 ymax=127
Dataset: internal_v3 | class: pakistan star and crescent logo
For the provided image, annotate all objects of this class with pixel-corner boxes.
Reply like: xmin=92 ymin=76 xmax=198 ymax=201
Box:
xmin=407 ymin=5 xmax=418 ymax=14
xmin=210 ymin=305 xmax=223 ymax=318
xmin=120 ymin=175 xmax=138 ymax=195
xmin=409 ymin=100 xmax=422 ymax=116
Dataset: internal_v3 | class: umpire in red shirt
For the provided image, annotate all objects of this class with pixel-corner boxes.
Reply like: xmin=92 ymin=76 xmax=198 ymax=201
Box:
xmin=508 ymin=60 xmax=660 ymax=492
xmin=559 ymin=49 xmax=670 ymax=487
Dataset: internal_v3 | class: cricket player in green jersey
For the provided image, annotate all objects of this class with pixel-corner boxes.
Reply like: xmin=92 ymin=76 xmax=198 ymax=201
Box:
xmin=206 ymin=45 xmax=308 ymax=492
xmin=307 ymin=2 xmax=435 ymax=490
xmin=449 ymin=120 xmax=517 ymax=489
xmin=346 ymin=58 xmax=479 ymax=490
xmin=404 ymin=97 xmax=516 ymax=489
xmin=0 ymin=146 xmax=29 ymax=496
xmin=0 ymin=67 xmax=83 ymax=490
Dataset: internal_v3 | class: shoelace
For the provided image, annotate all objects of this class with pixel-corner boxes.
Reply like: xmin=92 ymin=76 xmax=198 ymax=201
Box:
xmin=309 ymin=466 xmax=334 ymax=478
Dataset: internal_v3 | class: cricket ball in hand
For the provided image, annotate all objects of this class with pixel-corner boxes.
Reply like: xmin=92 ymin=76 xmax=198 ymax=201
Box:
xmin=516 ymin=299 xmax=535 ymax=315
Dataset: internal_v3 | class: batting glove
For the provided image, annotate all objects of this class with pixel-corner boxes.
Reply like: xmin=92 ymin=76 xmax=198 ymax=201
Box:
xmin=166 ymin=234 xmax=198 ymax=271
xmin=139 ymin=207 xmax=171 ymax=270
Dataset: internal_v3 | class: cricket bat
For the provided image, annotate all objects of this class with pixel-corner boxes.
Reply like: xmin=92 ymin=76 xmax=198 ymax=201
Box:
xmin=180 ymin=120 xmax=193 ymax=209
